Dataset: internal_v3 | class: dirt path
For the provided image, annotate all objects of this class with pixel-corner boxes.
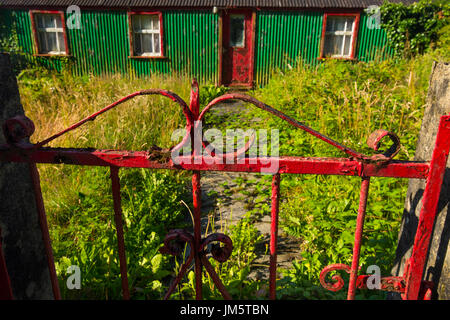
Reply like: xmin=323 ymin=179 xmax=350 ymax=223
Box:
xmin=197 ymin=100 xmax=303 ymax=282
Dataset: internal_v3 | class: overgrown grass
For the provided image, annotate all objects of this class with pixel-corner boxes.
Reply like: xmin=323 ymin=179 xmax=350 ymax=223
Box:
xmin=18 ymin=70 xmax=196 ymax=299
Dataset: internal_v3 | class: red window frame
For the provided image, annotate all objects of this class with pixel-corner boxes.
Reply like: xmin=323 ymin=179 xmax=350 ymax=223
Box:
xmin=30 ymin=10 xmax=70 ymax=56
xmin=319 ymin=12 xmax=360 ymax=60
xmin=128 ymin=11 xmax=165 ymax=59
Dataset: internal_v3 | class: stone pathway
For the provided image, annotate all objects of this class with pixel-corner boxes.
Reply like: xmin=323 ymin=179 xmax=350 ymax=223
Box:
xmin=196 ymin=99 xmax=303 ymax=282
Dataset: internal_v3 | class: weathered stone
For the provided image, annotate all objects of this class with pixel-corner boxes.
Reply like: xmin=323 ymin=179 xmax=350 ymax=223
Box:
xmin=0 ymin=53 xmax=53 ymax=299
xmin=391 ymin=62 xmax=450 ymax=299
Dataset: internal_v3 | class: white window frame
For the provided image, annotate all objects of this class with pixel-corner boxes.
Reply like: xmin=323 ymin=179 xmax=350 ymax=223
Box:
xmin=32 ymin=12 xmax=67 ymax=55
xmin=129 ymin=13 xmax=163 ymax=58
xmin=321 ymin=13 xmax=360 ymax=59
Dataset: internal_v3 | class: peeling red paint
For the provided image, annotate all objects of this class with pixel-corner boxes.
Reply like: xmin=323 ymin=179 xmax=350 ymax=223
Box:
xmin=222 ymin=10 xmax=254 ymax=87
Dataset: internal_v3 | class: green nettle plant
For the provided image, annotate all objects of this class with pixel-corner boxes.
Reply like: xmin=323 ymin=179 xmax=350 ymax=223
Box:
xmin=380 ymin=0 xmax=449 ymax=57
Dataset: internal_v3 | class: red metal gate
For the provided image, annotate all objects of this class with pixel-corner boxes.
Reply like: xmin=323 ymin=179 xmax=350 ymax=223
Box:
xmin=0 ymin=80 xmax=448 ymax=300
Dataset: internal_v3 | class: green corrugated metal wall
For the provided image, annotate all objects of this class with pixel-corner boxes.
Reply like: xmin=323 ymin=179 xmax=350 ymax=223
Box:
xmin=254 ymin=11 xmax=394 ymax=84
xmin=254 ymin=11 xmax=324 ymax=85
xmin=0 ymin=8 xmax=393 ymax=85
xmin=0 ymin=9 xmax=219 ymax=83
xmin=357 ymin=13 xmax=394 ymax=62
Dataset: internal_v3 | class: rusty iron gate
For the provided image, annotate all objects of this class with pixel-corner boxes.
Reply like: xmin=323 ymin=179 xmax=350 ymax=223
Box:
xmin=0 ymin=80 xmax=449 ymax=300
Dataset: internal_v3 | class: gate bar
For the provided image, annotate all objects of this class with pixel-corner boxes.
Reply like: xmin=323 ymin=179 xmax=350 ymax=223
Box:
xmin=190 ymin=79 xmax=203 ymax=300
xmin=347 ymin=176 xmax=370 ymax=300
xmin=404 ymin=115 xmax=450 ymax=300
xmin=110 ymin=166 xmax=130 ymax=300
xmin=269 ymin=173 xmax=281 ymax=300
xmin=192 ymin=171 xmax=203 ymax=300
xmin=0 ymin=150 xmax=430 ymax=179
xmin=200 ymin=255 xmax=232 ymax=300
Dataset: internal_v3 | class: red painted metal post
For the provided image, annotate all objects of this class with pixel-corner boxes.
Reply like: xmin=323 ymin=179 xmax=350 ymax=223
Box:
xmin=0 ymin=228 xmax=13 ymax=299
xmin=29 ymin=163 xmax=61 ymax=300
xmin=269 ymin=173 xmax=281 ymax=300
xmin=404 ymin=115 xmax=450 ymax=300
xmin=347 ymin=177 xmax=370 ymax=300
xmin=190 ymin=79 xmax=203 ymax=300
xmin=192 ymin=171 xmax=203 ymax=300
xmin=110 ymin=166 xmax=130 ymax=300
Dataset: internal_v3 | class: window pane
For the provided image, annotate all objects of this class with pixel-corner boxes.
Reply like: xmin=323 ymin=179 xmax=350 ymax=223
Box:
xmin=152 ymin=15 xmax=159 ymax=31
xmin=326 ymin=16 xmax=354 ymax=32
xmin=345 ymin=17 xmax=354 ymax=32
xmin=323 ymin=34 xmax=343 ymax=57
xmin=334 ymin=17 xmax=346 ymax=32
xmin=134 ymin=33 xmax=142 ymax=54
xmin=325 ymin=17 xmax=335 ymax=32
xmin=154 ymin=33 xmax=160 ymax=54
xmin=141 ymin=15 xmax=152 ymax=30
xmin=230 ymin=15 xmax=245 ymax=47
xmin=36 ymin=15 xmax=44 ymax=28
xmin=55 ymin=15 xmax=63 ymax=28
xmin=46 ymin=32 xmax=57 ymax=52
xmin=343 ymin=35 xmax=352 ymax=56
xmin=44 ymin=15 xmax=55 ymax=28
xmin=38 ymin=31 xmax=48 ymax=53
xmin=142 ymin=34 xmax=152 ymax=53
xmin=132 ymin=16 xmax=140 ymax=31
xmin=58 ymin=32 xmax=66 ymax=53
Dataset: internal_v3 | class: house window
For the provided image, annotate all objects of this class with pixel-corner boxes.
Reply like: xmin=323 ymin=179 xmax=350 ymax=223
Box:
xmin=130 ymin=13 xmax=163 ymax=57
xmin=321 ymin=14 xmax=360 ymax=59
xmin=32 ymin=12 xmax=67 ymax=55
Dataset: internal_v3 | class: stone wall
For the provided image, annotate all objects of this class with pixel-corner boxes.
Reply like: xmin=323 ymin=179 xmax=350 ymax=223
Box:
xmin=0 ymin=53 xmax=53 ymax=299
xmin=392 ymin=62 xmax=450 ymax=299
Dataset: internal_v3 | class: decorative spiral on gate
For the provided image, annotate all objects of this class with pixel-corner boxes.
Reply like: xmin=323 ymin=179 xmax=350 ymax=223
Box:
xmin=26 ymin=79 xmax=403 ymax=166
xmin=159 ymin=229 xmax=195 ymax=257
xmin=200 ymin=233 xmax=233 ymax=263
xmin=366 ymin=129 xmax=401 ymax=161
xmin=319 ymin=264 xmax=352 ymax=292
xmin=159 ymin=228 xmax=233 ymax=300
xmin=2 ymin=115 xmax=35 ymax=144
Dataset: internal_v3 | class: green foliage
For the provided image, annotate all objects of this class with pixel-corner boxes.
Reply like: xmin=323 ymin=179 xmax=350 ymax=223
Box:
xmin=240 ymin=51 xmax=438 ymax=299
xmin=52 ymin=168 xmax=191 ymax=299
xmin=0 ymin=21 xmax=19 ymax=53
xmin=0 ymin=15 xmax=35 ymax=73
xmin=200 ymin=84 xmax=229 ymax=107
xmin=170 ymin=216 xmax=265 ymax=300
xmin=380 ymin=0 xmax=450 ymax=57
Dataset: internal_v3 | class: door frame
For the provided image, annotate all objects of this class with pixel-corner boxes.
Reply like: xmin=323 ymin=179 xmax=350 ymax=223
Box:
xmin=218 ymin=9 xmax=256 ymax=88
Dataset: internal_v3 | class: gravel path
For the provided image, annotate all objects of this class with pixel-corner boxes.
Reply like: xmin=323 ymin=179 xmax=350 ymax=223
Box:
xmin=196 ymin=99 xmax=303 ymax=282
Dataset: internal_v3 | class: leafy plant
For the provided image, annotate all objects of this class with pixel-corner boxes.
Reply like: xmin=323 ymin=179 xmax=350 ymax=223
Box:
xmin=380 ymin=0 xmax=449 ymax=57
xmin=169 ymin=215 xmax=265 ymax=300
xmin=200 ymin=84 xmax=229 ymax=107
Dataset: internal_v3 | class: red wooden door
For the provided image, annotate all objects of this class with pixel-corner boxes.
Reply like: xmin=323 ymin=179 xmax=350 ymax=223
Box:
xmin=222 ymin=10 xmax=254 ymax=87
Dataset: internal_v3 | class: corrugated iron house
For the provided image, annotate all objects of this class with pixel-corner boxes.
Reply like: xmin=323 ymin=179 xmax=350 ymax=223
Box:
xmin=0 ymin=0 xmax=415 ymax=87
